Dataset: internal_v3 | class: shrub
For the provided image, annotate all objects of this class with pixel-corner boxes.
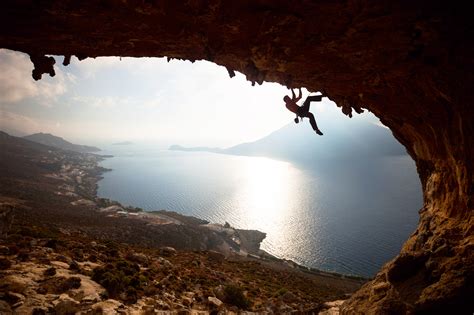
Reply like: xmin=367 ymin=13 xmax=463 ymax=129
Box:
xmin=223 ymin=284 xmax=250 ymax=310
xmin=91 ymin=259 xmax=142 ymax=300
xmin=89 ymin=254 xmax=98 ymax=262
xmin=62 ymin=276 xmax=82 ymax=291
xmin=125 ymin=287 xmax=138 ymax=304
xmin=69 ymin=260 xmax=80 ymax=271
xmin=45 ymin=239 xmax=58 ymax=249
xmin=0 ymin=258 xmax=12 ymax=270
xmin=17 ymin=251 xmax=29 ymax=262
xmin=8 ymin=245 xmax=19 ymax=255
xmin=44 ymin=267 xmax=56 ymax=277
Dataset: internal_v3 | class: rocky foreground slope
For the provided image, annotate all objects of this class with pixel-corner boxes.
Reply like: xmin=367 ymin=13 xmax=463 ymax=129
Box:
xmin=0 ymin=132 xmax=364 ymax=314
xmin=0 ymin=224 xmax=361 ymax=314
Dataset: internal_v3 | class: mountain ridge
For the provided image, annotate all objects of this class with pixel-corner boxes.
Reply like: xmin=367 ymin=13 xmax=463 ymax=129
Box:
xmin=170 ymin=118 xmax=406 ymax=164
xmin=23 ymin=132 xmax=100 ymax=153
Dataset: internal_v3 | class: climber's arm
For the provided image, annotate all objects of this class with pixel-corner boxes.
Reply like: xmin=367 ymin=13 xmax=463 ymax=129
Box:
xmin=294 ymin=88 xmax=302 ymax=102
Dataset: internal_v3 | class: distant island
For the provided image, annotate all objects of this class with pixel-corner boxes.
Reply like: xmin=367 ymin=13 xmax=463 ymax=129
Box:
xmin=169 ymin=144 xmax=223 ymax=154
xmin=23 ymin=132 xmax=101 ymax=153
xmin=112 ymin=141 xmax=134 ymax=145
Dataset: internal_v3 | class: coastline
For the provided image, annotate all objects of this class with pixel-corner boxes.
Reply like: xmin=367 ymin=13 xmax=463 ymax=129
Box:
xmin=0 ymin=134 xmax=366 ymax=313
xmin=61 ymin=152 xmax=268 ymax=257
xmin=93 ymin=152 xmax=367 ymax=281
xmin=95 ymin=145 xmax=422 ymax=280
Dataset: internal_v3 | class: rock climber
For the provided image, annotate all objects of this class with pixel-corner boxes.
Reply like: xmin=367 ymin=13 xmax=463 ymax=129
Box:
xmin=283 ymin=88 xmax=324 ymax=135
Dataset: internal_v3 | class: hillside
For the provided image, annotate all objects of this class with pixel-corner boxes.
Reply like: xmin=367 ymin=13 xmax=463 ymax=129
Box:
xmin=23 ymin=132 xmax=100 ymax=153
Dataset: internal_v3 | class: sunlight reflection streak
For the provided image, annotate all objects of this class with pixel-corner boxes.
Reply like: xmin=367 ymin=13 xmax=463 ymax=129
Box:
xmin=231 ymin=157 xmax=321 ymax=260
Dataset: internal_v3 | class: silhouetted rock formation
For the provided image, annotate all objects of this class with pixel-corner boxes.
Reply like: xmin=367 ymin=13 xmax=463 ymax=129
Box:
xmin=1 ymin=2 xmax=472 ymax=313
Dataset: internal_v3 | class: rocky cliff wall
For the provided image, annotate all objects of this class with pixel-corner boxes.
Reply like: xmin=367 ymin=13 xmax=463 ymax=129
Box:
xmin=1 ymin=1 xmax=472 ymax=313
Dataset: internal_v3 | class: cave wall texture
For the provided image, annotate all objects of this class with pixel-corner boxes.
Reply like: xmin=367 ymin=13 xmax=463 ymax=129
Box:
xmin=1 ymin=1 xmax=473 ymax=313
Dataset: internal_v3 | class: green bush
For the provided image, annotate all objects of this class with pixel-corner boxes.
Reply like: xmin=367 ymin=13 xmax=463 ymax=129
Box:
xmin=223 ymin=284 xmax=250 ymax=310
xmin=92 ymin=259 xmax=141 ymax=299
xmin=125 ymin=287 xmax=138 ymax=304
xmin=60 ymin=277 xmax=82 ymax=291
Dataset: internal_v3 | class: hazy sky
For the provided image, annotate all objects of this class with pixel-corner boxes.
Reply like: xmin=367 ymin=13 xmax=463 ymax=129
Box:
xmin=0 ymin=48 xmax=379 ymax=147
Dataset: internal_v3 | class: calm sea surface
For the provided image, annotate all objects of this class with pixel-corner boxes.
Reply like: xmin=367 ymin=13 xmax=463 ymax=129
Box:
xmin=97 ymin=145 xmax=422 ymax=277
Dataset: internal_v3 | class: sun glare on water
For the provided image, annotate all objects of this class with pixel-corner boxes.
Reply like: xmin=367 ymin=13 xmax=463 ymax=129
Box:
xmin=238 ymin=157 xmax=294 ymax=218
xmin=228 ymin=157 xmax=316 ymax=257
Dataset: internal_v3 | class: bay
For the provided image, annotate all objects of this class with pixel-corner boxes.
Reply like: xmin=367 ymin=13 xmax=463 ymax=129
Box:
xmin=97 ymin=145 xmax=422 ymax=277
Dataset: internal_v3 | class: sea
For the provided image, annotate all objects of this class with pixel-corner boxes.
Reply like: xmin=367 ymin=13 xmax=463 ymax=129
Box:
xmin=97 ymin=145 xmax=422 ymax=278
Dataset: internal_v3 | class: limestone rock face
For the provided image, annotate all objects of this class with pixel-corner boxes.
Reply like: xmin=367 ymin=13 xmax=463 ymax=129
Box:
xmin=0 ymin=1 xmax=472 ymax=313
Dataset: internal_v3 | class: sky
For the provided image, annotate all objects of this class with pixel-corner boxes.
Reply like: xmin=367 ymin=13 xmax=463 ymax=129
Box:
xmin=0 ymin=48 xmax=380 ymax=147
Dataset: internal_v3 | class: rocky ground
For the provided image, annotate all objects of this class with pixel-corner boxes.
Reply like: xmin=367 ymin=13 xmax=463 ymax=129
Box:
xmin=0 ymin=224 xmax=362 ymax=314
xmin=0 ymin=132 xmax=365 ymax=314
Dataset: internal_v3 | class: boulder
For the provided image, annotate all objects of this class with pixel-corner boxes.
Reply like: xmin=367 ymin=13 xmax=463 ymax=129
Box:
xmin=53 ymin=294 xmax=80 ymax=315
xmin=125 ymin=252 xmax=149 ymax=265
xmin=156 ymin=257 xmax=174 ymax=269
xmin=2 ymin=275 xmax=36 ymax=295
xmin=213 ymin=285 xmax=225 ymax=301
xmin=159 ymin=246 xmax=177 ymax=257
xmin=81 ymin=294 xmax=100 ymax=304
xmin=91 ymin=299 xmax=122 ymax=314
xmin=208 ymin=296 xmax=223 ymax=308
